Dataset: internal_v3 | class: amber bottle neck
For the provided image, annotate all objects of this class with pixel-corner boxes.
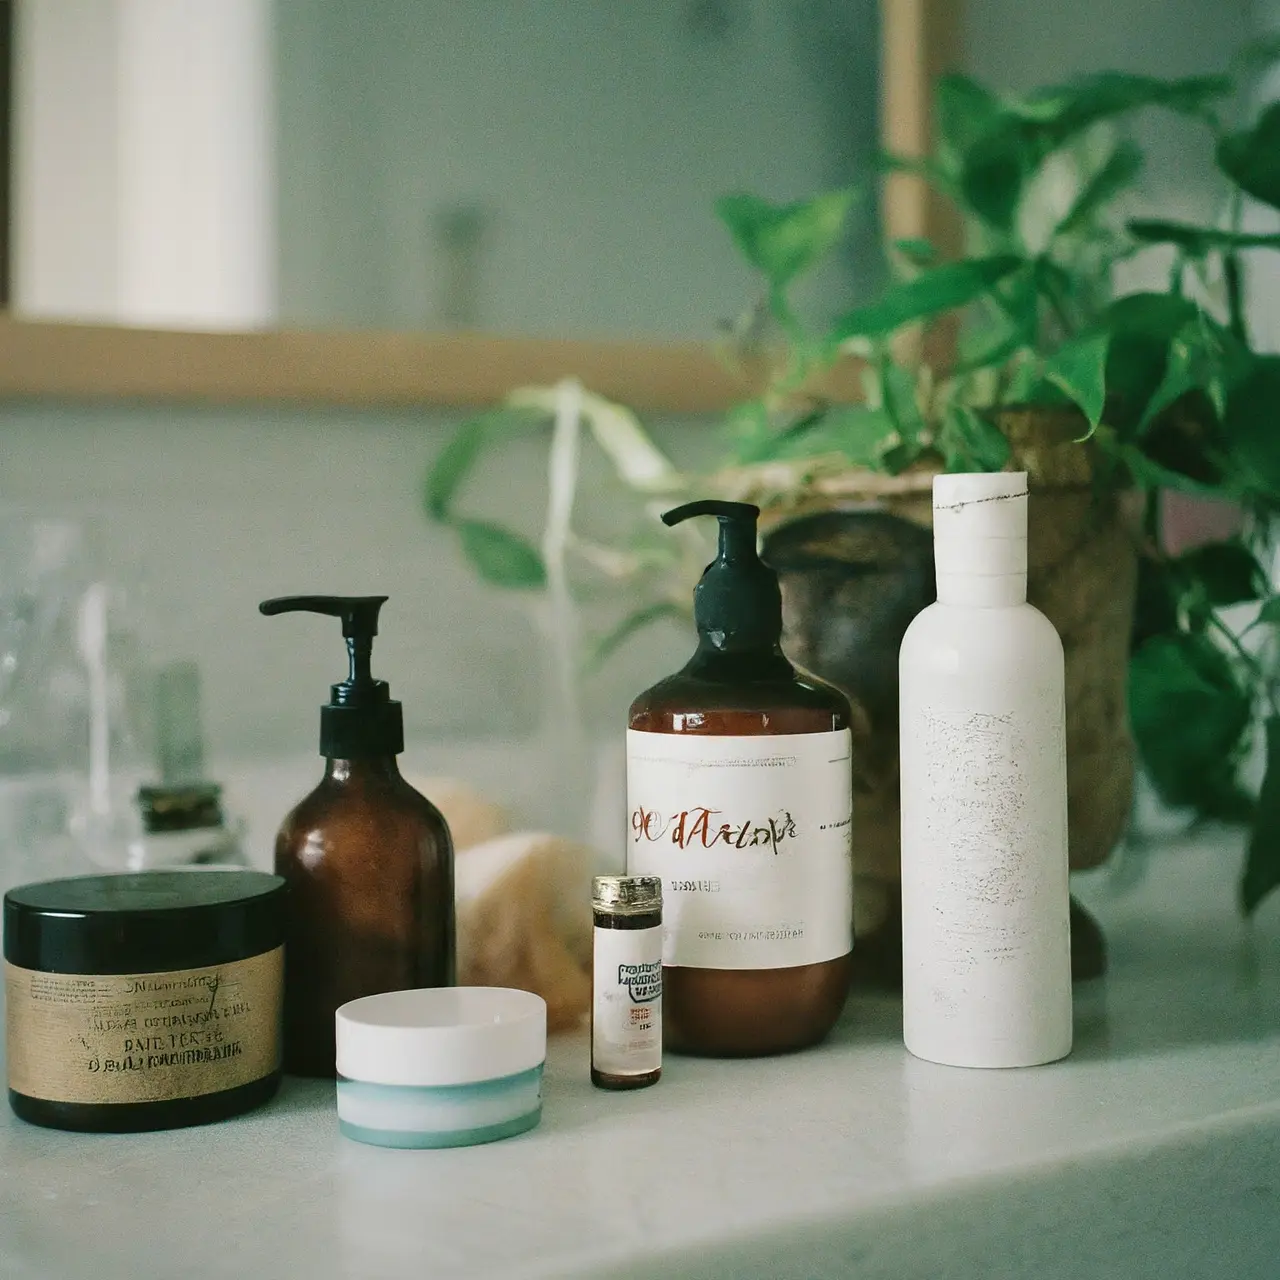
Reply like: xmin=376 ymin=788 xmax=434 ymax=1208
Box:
xmin=682 ymin=640 xmax=794 ymax=683
xmin=323 ymin=755 xmax=403 ymax=784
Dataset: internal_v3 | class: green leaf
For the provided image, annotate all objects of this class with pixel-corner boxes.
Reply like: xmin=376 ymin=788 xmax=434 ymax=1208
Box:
xmin=1111 ymin=442 xmax=1231 ymax=499
xmin=716 ymin=188 xmax=857 ymax=289
xmin=877 ymin=439 xmax=923 ymax=476
xmin=726 ymin=399 xmax=784 ymax=464
xmin=939 ymin=405 xmax=1012 ymax=473
xmin=1243 ymin=717 xmax=1280 ymax=914
xmin=1258 ymin=597 xmax=1280 ymax=626
xmin=1218 ymin=102 xmax=1280 ymax=210
xmin=1015 ymin=72 xmax=1230 ymax=134
xmin=455 ymin=520 xmax=546 ymax=588
xmin=424 ymin=408 xmax=542 ymax=521
xmin=1128 ymin=218 xmax=1280 ymax=254
xmin=935 ymin=74 xmax=1006 ymax=172
xmin=1128 ymin=631 xmax=1252 ymax=811
xmin=1043 ymin=332 xmax=1110 ymax=435
xmin=1136 ymin=317 xmax=1227 ymax=433
xmin=1103 ymin=292 xmax=1203 ymax=338
xmin=1171 ymin=542 xmax=1267 ymax=608
xmin=957 ymin=268 xmax=1040 ymax=371
xmin=1055 ymin=140 xmax=1144 ymax=236
xmin=956 ymin=73 xmax=1229 ymax=232
xmin=954 ymin=329 xmax=1034 ymax=376
xmin=1225 ymin=354 xmax=1280 ymax=495
xmin=959 ymin=128 xmax=1032 ymax=230
xmin=761 ymin=406 xmax=897 ymax=466
xmin=1005 ymin=353 xmax=1045 ymax=403
xmin=588 ymin=601 xmax=686 ymax=671
xmin=892 ymin=237 xmax=938 ymax=266
xmin=426 ymin=419 xmax=488 ymax=521
xmin=880 ymin=362 xmax=926 ymax=443
xmin=832 ymin=256 xmax=1024 ymax=341
xmin=1098 ymin=293 xmax=1204 ymax=430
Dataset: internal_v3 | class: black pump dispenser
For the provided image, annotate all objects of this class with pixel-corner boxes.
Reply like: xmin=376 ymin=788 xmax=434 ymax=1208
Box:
xmin=259 ymin=595 xmax=405 ymax=758
xmin=662 ymin=500 xmax=783 ymax=651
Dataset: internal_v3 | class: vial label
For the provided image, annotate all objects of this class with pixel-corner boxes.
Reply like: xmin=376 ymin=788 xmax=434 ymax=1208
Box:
xmin=626 ymin=729 xmax=853 ymax=969
xmin=592 ymin=925 xmax=662 ymax=1076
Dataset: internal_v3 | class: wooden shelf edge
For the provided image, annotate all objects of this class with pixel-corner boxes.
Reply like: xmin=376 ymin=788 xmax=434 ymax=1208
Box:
xmin=0 ymin=318 xmax=764 ymax=414
xmin=0 ymin=2 xmax=957 ymax=418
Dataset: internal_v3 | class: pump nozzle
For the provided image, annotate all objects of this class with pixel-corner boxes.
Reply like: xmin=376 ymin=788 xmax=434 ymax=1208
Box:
xmin=260 ymin=595 xmax=387 ymax=636
xmin=259 ymin=594 xmax=404 ymax=758
xmin=662 ymin=500 xmax=783 ymax=652
xmin=260 ymin=595 xmax=386 ymax=688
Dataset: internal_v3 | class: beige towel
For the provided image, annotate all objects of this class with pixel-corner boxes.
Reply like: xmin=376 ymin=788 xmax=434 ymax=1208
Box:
xmin=455 ymin=831 xmax=594 ymax=1033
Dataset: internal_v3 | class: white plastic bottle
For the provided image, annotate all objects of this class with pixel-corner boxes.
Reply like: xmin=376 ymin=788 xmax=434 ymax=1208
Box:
xmin=898 ymin=471 xmax=1071 ymax=1068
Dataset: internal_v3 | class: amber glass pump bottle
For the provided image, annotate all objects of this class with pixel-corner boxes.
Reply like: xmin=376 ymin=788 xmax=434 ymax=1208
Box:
xmin=259 ymin=595 xmax=455 ymax=1077
xmin=627 ymin=501 xmax=853 ymax=1056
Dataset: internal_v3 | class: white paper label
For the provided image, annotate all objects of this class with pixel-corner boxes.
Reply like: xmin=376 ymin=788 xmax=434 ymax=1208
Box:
xmin=592 ymin=925 xmax=662 ymax=1076
xmin=626 ymin=729 xmax=853 ymax=970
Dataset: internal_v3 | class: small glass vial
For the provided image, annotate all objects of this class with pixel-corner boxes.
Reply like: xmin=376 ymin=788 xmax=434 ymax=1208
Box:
xmin=592 ymin=875 xmax=662 ymax=1090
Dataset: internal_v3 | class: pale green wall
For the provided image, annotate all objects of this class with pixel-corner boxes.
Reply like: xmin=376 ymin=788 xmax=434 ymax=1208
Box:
xmin=1 ymin=0 xmax=1268 ymax=779
xmin=273 ymin=0 xmax=883 ymax=337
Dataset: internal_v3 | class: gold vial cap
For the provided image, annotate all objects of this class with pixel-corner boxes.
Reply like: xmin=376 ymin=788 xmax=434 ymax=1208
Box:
xmin=592 ymin=875 xmax=662 ymax=915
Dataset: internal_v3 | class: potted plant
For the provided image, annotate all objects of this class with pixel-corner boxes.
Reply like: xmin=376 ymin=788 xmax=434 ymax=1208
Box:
xmin=427 ymin=61 xmax=1280 ymax=972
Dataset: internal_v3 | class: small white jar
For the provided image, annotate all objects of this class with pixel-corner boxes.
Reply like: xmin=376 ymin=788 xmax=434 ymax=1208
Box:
xmin=335 ymin=987 xmax=546 ymax=1149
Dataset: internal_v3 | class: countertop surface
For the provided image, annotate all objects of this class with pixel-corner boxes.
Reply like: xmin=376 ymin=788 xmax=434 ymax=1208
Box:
xmin=3 ymin=827 xmax=1280 ymax=1280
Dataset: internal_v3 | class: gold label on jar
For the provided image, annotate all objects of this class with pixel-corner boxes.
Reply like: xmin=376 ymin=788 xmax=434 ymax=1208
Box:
xmin=4 ymin=947 xmax=283 ymax=1105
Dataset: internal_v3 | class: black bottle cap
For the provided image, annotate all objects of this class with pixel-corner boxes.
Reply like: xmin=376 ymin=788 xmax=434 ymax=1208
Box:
xmin=258 ymin=595 xmax=405 ymax=758
xmin=662 ymin=500 xmax=783 ymax=651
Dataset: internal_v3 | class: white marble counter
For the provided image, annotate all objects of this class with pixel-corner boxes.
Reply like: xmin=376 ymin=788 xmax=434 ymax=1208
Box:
xmin=3 ymin=828 xmax=1279 ymax=1280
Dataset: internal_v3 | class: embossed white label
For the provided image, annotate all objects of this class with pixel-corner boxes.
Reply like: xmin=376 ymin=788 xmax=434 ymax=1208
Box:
xmin=912 ymin=704 xmax=1068 ymax=978
xmin=626 ymin=730 xmax=853 ymax=969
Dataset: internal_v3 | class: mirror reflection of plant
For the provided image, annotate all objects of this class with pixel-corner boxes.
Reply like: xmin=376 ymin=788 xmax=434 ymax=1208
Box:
xmin=428 ymin=58 xmax=1280 ymax=914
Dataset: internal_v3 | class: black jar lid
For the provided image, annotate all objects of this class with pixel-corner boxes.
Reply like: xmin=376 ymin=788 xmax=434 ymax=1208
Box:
xmin=3 ymin=870 xmax=286 ymax=975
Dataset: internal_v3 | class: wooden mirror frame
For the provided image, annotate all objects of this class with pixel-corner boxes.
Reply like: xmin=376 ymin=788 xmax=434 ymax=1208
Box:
xmin=0 ymin=0 xmax=957 ymax=413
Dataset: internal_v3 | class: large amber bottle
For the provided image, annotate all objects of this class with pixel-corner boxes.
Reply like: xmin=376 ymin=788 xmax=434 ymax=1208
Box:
xmin=627 ymin=502 xmax=853 ymax=1056
xmin=260 ymin=596 xmax=455 ymax=1077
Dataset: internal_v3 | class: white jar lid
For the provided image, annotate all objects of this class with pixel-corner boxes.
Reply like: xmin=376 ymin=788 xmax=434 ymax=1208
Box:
xmin=335 ymin=987 xmax=547 ymax=1088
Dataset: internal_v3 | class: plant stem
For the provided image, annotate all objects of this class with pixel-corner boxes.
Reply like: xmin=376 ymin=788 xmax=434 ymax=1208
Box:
xmin=1143 ymin=486 xmax=1162 ymax=545
xmin=1224 ymin=186 xmax=1249 ymax=344
xmin=1225 ymin=253 xmax=1248 ymax=343
xmin=1206 ymin=607 xmax=1280 ymax=720
xmin=1035 ymin=262 xmax=1075 ymax=345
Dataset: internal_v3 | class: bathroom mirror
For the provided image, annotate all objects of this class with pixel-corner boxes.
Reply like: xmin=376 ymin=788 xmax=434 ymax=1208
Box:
xmin=0 ymin=0 xmax=956 ymax=410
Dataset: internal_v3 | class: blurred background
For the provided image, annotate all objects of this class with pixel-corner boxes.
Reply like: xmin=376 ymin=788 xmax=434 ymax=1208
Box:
xmin=0 ymin=0 xmax=1274 ymax=888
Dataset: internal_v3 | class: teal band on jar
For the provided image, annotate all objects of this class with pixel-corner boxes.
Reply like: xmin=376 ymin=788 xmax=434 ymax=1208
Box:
xmin=336 ymin=1064 xmax=543 ymax=1148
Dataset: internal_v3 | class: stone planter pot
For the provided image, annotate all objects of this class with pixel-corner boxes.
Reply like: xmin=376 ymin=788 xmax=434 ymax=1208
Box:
xmin=758 ymin=408 xmax=1137 ymax=983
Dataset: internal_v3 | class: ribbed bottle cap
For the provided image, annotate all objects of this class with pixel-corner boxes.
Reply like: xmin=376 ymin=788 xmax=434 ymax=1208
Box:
xmin=593 ymin=875 xmax=662 ymax=914
xmin=933 ymin=472 xmax=1028 ymax=603
xmin=933 ymin=471 xmax=1028 ymax=540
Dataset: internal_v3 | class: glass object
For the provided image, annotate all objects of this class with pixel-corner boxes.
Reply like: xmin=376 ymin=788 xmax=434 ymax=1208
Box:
xmin=125 ymin=783 xmax=247 ymax=871
xmin=591 ymin=875 xmax=662 ymax=1090
xmin=0 ymin=511 xmax=93 ymax=890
